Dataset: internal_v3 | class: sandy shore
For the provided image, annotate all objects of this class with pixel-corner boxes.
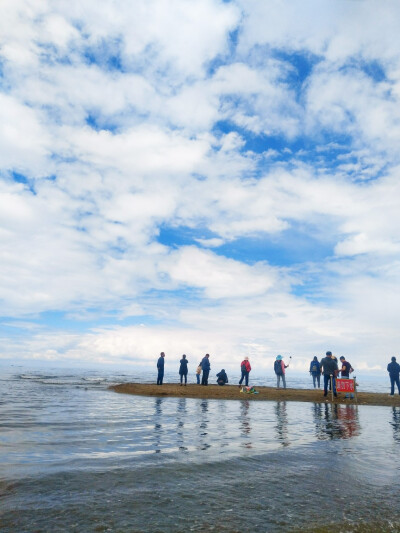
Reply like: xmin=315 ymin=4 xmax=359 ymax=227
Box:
xmin=110 ymin=383 xmax=400 ymax=407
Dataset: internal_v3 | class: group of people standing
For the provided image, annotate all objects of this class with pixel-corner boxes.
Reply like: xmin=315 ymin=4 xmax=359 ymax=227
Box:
xmin=156 ymin=352 xmax=290 ymax=388
xmin=156 ymin=351 xmax=400 ymax=397
xmin=157 ymin=352 xmax=211 ymax=386
xmin=310 ymin=351 xmax=354 ymax=398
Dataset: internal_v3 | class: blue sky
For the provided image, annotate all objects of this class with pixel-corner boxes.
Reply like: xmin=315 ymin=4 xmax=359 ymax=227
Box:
xmin=1 ymin=0 xmax=400 ymax=373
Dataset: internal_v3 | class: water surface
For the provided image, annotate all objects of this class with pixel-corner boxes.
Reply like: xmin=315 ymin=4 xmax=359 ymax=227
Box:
xmin=1 ymin=366 xmax=399 ymax=532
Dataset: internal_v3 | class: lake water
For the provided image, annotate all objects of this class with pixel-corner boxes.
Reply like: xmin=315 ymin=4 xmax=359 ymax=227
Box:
xmin=1 ymin=365 xmax=399 ymax=532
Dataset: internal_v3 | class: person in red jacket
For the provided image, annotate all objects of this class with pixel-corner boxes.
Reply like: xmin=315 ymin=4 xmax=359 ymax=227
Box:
xmin=239 ymin=356 xmax=251 ymax=387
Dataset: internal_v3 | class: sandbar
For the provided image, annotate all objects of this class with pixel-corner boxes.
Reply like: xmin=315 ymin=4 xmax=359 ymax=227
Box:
xmin=110 ymin=383 xmax=400 ymax=407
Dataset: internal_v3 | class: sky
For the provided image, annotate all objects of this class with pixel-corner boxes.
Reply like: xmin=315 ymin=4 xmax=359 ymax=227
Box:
xmin=1 ymin=0 xmax=400 ymax=374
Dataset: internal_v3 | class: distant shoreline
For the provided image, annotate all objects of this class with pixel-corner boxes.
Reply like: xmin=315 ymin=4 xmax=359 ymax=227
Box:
xmin=110 ymin=383 xmax=400 ymax=407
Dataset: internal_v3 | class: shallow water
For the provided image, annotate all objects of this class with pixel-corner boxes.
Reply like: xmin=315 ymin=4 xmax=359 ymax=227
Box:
xmin=1 ymin=366 xmax=400 ymax=532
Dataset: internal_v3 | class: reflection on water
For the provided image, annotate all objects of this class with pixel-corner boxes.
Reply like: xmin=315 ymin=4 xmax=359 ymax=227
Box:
xmin=274 ymin=401 xmax=289 ymax=447
xmin=313 ymin=402 xmax=361 ymax=440
xmin=148 ymin=398 xmax=365 ymax=460
xmin=215 ymin=401 xmax=229 ymax=449
xmin=198 ymin=400 xmax=210 ymax=450
xmin=391 ymin=407 xmax=400 ymax=442
xmin=176 ymin=398 xmax=188 ymax=451
xmin=154 ymin=397 xmax=163 ymax=453
xmin=150 ymin=398 xmax=365 ymax=458
xmin=240 ymin=400 xmax=252 ymax=448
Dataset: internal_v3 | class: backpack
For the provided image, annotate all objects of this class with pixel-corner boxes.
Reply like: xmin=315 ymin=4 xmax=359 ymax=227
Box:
xmin=241 ymin=362 xmax=247 ymax=372
xmin=274 ymin=360 xmax=283 ymax=375
xmin=311 ymin=364 xmax=318 ymax=372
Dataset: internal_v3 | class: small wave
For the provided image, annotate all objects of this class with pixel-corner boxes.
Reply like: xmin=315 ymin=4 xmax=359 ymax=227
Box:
xmin=14 ymin=374 xmax=104 ymax=388
xmin=35 ymin=379 xmax=75 ymax=386
xmin=18 ymin=374 xmax=56 ymax=380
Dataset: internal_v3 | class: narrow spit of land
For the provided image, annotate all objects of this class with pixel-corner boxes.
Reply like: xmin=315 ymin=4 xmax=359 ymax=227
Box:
xmin=110 ymin=383 xmax=400 ymax=407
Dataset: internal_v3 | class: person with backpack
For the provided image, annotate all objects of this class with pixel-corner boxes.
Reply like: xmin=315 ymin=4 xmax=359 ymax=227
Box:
xmin=309 ymin=356 xmax=321 ymax=389
xmin=274 ymin=355 xmax=289 ymax=389
xmin=387 ymin=356 xmax=400 ymax=396
xmin=238 ymin=357 xmax=251 ymax=387
xmin=179 ymin=354 xmax=189 ymax=386
xmin=216 ymin=369 xmax=228 ymax=386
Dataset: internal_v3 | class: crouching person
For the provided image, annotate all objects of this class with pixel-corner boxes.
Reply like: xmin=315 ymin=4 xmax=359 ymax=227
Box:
xmin=216 ymin=369 xmax=228 ymax=386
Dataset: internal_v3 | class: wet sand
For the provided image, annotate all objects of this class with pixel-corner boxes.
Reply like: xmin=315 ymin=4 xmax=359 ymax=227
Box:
xmin=110 ymin=383 xmax=400 ymax=406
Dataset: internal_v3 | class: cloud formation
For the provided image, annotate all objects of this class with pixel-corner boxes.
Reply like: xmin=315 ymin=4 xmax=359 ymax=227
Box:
xmin=1 ymin=0 xmax=400 ymax=373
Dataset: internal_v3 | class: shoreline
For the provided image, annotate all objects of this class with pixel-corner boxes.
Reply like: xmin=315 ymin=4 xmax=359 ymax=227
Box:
xmin=110 ymin=383 xmax=400 ymax=407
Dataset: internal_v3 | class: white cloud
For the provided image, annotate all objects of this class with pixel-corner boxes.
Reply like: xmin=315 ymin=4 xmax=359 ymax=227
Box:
xmin=164 ymin=246 xmax=276 ymax=298
xmin=1 ymin=0 xmax=400 ymax=373
xmin=195 ymin=237 xmax=225 ymax=248
xmin=0 ymin=94 xmax=51 ymax=175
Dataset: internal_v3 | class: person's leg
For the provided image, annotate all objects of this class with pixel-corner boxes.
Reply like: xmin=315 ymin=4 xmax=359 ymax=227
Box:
xmin=312 ymin=374 xmax=316 ymax=388
xmin=390 ymin=376 xmax=395 ymax=395
xmin=239 ymin=372 xmax=244 ymax=386
xmin=323 ymin=374 xmax=329 ymax=396
xmin=276 ymin=375 xmax=280 ymax=388
xmin=196 ymin=374 xmax=200 ymax=384
xmin=160 ymin=371 xmax=164 ymax=385
xmin=317 ymin=374 xmax=321 ymax=388
xmin=332 ymin=376 xmax=337 ymax=396
xmin=282 ymin=374 xmax=286 ymax=389
xmin=245 ymin=372 xmax=249 ymax=386
xmin=184 ymin=373 xmax=187 ymax=385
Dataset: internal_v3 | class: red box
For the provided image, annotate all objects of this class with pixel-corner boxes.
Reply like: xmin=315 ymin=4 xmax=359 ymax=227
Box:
xmin=336 ymin=379 xmax=355 ymax=392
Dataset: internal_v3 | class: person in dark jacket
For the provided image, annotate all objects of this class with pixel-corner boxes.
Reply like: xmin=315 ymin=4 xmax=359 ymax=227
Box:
xmin=179 ymin=354 xmax=189 ymax=386
xmin=216 ymin=369 xmax=228 ymax=386
xmin=339 ymin=356 xmax=354 ymax=399
xmin=201 ymin=354 xmax=210 ymax=385
xmin=157 ymin=352 xmax=165 ymax=385
xmin=309 ymin=356 xmax=321 ymax=389
xmin=320 ymin=351 xmax=338 ymax=398
xmin=339 ymin=356 xmax=354 ymax=377
xmin=387 ymin=356 xmax=400 ymax=396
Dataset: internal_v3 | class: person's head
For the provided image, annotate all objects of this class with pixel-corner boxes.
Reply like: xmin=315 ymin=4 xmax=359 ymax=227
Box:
xmin=313 ymin=356 xmax=318 ymax=361
xmin=221 ymin=369 xmax=225 ymax=372
xmin=326 ymin=351 xmax=332 ymax=357
xmin=276 ymin=355 xmax=282 ymax=361
xmin=160 ymin=352 xmax=165 ymax=357
xmin=205 ymin=354 xmax=210 ymax=358
xmin=392 ymin=356 xmax=397 ymax=362
xmin=182 ymin=354 xmax=186 ymax=359
xmin=244 ymin=356 xmax=249 ymax=361
xmin=340 ymin=356 xmax=345 ymax=362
